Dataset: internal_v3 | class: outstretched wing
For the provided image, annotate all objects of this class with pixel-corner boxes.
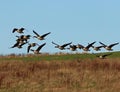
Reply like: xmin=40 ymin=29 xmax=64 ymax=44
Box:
xmin=109 ymin=43 xmax=119 ymax=48
xmin=12 ymin=28 xmax=18 ymax=33
xmin=41 ymin=32 xmax=51 ymax=38
xmin=103 ymin=53 xmax=112 ymax=57
xmin=27 ymin=45 xmax=31 ymax=53
xmin=87 ymin=41 xmax=96 ymax=48
xmin=77 ymin=44 xmax=84 ymax=49
xmin=20 ymin=28 xmax=25 ymax=31
xmin=11 ymin=42 xmax=19 ymax=48
xmin=36 ymin=43 xmax=46 ymax=51
xmin=99 ymin=42 xmax=107 ymax=47
xmin=33 ymin=30 xmax=40 ymax=36
xmin=62 ymin=42 xmax=72 ymax=47
xmin=52 ymin=41 xmax=59 ymax=46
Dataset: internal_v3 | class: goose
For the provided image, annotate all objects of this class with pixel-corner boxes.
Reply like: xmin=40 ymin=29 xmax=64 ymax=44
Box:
xmin=23 ymin=35 xmax=31 ymax=40
xmin=78 ymin=41 xmax=96 ymax=51
xmin=16 ymin=35 xmax=31 ymax=40
xmin=91 ymin=46 xmax=104 ymax=51
xmin=67 ymin=45 xmax=77 ymax=51
xmin=27 ymin=43 xmax=39 ymax=53
xmin=10 ymin=41 xmax=27 ymax=49
xmin=12 ymin=28 xmax=25 ymax=33
xmin=16 ymin=35 xmax=31 ymax=43
xmin=99 ymin=42 xmax=119 ymax=51
xmin=33 ymin=30 xmax=51 ymax=40
xmin=76 ymin=44 xmax=83 ymax=49
xmin=52 ymin=41 xmax=72 ymax=50
xmin=96 ymin=53 xmax=112 ymax=59
xmin=30 ymin=43 xmax=46 ymax=54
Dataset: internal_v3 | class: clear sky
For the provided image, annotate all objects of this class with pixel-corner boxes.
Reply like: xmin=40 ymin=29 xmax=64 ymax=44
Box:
xmin=0 ymin=0 xmax=120 ymax=55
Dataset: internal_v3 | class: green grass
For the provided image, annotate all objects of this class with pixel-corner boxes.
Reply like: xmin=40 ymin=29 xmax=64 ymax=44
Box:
xmin=0 ymin=51 xmax=120 ymax=62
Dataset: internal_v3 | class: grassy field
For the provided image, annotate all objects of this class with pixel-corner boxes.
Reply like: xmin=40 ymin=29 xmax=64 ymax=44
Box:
xmin=0 ymin=51 xmax=120 ymax=92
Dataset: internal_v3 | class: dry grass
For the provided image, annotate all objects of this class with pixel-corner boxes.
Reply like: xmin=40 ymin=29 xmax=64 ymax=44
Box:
xmin=0 ymin=58 xmax=119 ymax=92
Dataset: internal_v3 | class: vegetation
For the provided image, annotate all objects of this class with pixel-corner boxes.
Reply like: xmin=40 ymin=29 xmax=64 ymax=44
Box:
xmin=0 ymin=51 xmax=119 ymax=92
xmin=0 ymin=51 xmax=120 ymax=61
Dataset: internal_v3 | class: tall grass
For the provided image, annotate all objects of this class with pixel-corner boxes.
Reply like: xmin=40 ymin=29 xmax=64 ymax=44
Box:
xmin=0 ymin=57 xmax=119 ymax=92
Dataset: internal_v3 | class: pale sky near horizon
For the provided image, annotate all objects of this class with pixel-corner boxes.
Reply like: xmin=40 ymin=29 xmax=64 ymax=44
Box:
xmin=0 ymin=0 xmax=120 ymax=55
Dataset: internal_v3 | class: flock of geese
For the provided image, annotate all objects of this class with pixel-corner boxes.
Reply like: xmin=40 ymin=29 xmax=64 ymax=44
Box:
xmin=11 ymin=27 xmax=119 ymax=59
xmin=11 ymin=28 xmax=50 ymax=54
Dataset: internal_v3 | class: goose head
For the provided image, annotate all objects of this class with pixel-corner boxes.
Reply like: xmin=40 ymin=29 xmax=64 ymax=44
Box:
xmin=55 ymin=45 xmax=59 ymax=48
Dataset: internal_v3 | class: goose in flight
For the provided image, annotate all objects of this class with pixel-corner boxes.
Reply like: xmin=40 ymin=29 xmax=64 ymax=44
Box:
xmin=67 ymin=45 xmax=77 ymax=51
xmin=96 ymin=53 xmax=112 ymax=59
xmin=76 ymin=44 xmax=83 ymax=49
xmin=33 ymin=30 xmax=51 ymax=40
xmin=12 ymin=28 xmax=25 ymax=33
xmin=27 ymin=43 xmax=39 ymax=53
xmin=52 ymin=41 xmax=72 ymax=50
xmin=78 ymin=41 xmax=96 ymax=51
xmin=16 ymin=35 xmax=31 ymax=43
xmin=30 ymin=43 xmax=46 ymax=54
xmin=91 ymin=45 xmax=104 ymax=51
xmin=99 ymin=42 xmax=119 ymax=51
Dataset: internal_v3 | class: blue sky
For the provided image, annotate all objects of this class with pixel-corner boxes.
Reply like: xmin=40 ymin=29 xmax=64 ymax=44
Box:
xmin=0 ymin=0 xmax=120 ymax=55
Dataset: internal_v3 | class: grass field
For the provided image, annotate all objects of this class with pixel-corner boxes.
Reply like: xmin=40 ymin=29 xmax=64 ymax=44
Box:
xmin=0 ymin=51 xmax=120 ymax=92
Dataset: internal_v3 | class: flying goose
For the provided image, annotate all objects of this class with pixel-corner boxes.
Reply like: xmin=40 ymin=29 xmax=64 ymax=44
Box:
xmin=78 ymin=41 xmax=96 ymax=51
xmin=76 ymin=44 xmax=83 ymax=49
xmin=12 ymin=28 xmax=25 ymax=33
xmin=91 ymin=46 xmax=104 ymax=51
xmin=30 ymin=43 xmax=46 ymax=54
xmin=16 ymin=35 xmax=31 ymax=40
xmin=99 ymin=42 xmax=119 ymax=51
xmin=52 ymin=41 xmax=72 ymax=50
xmin=33 ymin=30 xmax=51 ymax=40
xmin=27 ymin=43 xmax=39 ymax=53
xmin=67 ymin=45 xmax=77 ymax=51
xmin=96 ymin=53 xmax=112 ymax=59
xmin=16 ymin=35 xmax=31 ymax=43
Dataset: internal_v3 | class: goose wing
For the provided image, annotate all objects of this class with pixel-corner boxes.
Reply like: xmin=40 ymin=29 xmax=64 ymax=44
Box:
xmin=41 ymin=32 xmax=51 ymax=38
xmin=52 ymin=41 xmax=59 ymax=46
xmin=33 ymin=30 xmax=40 ymax=36
xmin=86 ymin=41 xmax=96 ymax=48
xmin=36 ymin=43 xmax=46 ymax=51
xmin=99 ymin=42 xmax=107 ymax=47
xmin=77 ymin=44 xmax=84 ymax=49
xmin=20 ymin=28 xmax=25 ymax=31
xmin=11 ymin=42 xmax=19 ymax=48
xmin=62 ymin=42 xmax=72 ymax=47
xmin=102 ymin=53 xmax=112 ymax=57
xmin=12 ymin=28 xmax=18 ymax=33
xmin=27 ymin=45 xmax=31 ymax=53
xmin=109 ymin=43 xmax=119 ymax=48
